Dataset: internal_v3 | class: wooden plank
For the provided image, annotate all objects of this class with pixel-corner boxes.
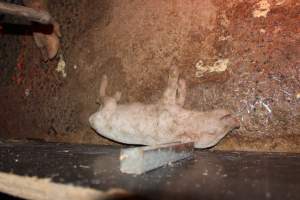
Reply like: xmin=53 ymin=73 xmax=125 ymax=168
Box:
xmin=120 ymin=142 xmax=194 ymax=174
xmin=0 ymin=172 xmax=129 ymax=200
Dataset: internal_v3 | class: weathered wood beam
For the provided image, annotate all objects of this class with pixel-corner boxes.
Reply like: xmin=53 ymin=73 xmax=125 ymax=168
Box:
xmin=0 ymin=172 xmax=129 ymax=200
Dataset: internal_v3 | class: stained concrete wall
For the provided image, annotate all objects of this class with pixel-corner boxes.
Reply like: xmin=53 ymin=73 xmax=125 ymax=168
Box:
xmin=0 ymin=0 xmax=299 ymax=152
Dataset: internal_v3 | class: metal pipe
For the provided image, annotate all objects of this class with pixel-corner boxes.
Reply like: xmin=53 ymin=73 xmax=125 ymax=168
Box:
xmin=0 ymin=1 xmax=52 ymax=24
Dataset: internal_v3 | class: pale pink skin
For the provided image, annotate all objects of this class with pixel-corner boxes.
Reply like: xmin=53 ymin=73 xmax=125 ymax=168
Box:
xmin=89 ymin=66 xmax=239 ymax=148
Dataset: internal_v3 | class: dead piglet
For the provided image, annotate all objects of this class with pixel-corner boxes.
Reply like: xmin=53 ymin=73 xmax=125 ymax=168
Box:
xmin=89 ymin=66 xmax=239 ymax=148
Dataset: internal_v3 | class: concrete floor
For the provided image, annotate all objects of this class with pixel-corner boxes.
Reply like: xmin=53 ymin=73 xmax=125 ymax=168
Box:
xmin=0 ymin=141 xmax=299 ymax=200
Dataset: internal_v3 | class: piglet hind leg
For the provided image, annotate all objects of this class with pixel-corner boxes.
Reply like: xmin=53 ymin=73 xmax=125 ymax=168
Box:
xmin=98 ymin=75 xmax=122 ymax=106
xmin=113 ymin=91 xmax=122 ymax=102
xmin=99 ymin=75 xmax=108 ymax=100
xmin=176 ymin=78 xmax=186 ymax=107
xmin=160 ymin=66 xmax=181 ymax=105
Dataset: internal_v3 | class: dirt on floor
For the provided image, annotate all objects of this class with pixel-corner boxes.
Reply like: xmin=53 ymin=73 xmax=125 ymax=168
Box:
xmin=0 ymin=0 xmax=299 ymax=152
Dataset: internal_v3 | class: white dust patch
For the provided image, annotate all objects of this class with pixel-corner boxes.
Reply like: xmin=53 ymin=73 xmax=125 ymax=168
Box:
xmin=253 ymin=0 xmax=271 ymax=18
xmin=56 ymin=54 xmax=67 ymax=78
xmin=195 ymin=58 xmax=229 ymax=78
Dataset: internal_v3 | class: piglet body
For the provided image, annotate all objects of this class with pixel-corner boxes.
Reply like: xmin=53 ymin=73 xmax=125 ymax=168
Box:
xmin=89 ymin=67 xmax=239 ymax=148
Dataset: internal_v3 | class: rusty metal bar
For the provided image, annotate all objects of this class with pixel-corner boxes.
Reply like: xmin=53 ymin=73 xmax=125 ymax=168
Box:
xmin=120 ymin=142 xmax=194 ymax=174
xmin=0 ymin=2 xmax=52 ymax=24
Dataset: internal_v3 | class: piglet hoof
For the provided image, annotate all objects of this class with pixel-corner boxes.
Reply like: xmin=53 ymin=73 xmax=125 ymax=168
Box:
xmin=114 ymin=91 xmax=122 ymax=102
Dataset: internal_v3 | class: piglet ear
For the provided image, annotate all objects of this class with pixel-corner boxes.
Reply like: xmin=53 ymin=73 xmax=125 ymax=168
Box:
xmin=222 ymin=115 xmax=240 ymax=129
xmin=213 ymin=109 xmax=239 ymax=129
xmin=210 ymin=109 xmax=231 ymax=118
xmin=220 ymin=113 xmax=232 ymax=120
